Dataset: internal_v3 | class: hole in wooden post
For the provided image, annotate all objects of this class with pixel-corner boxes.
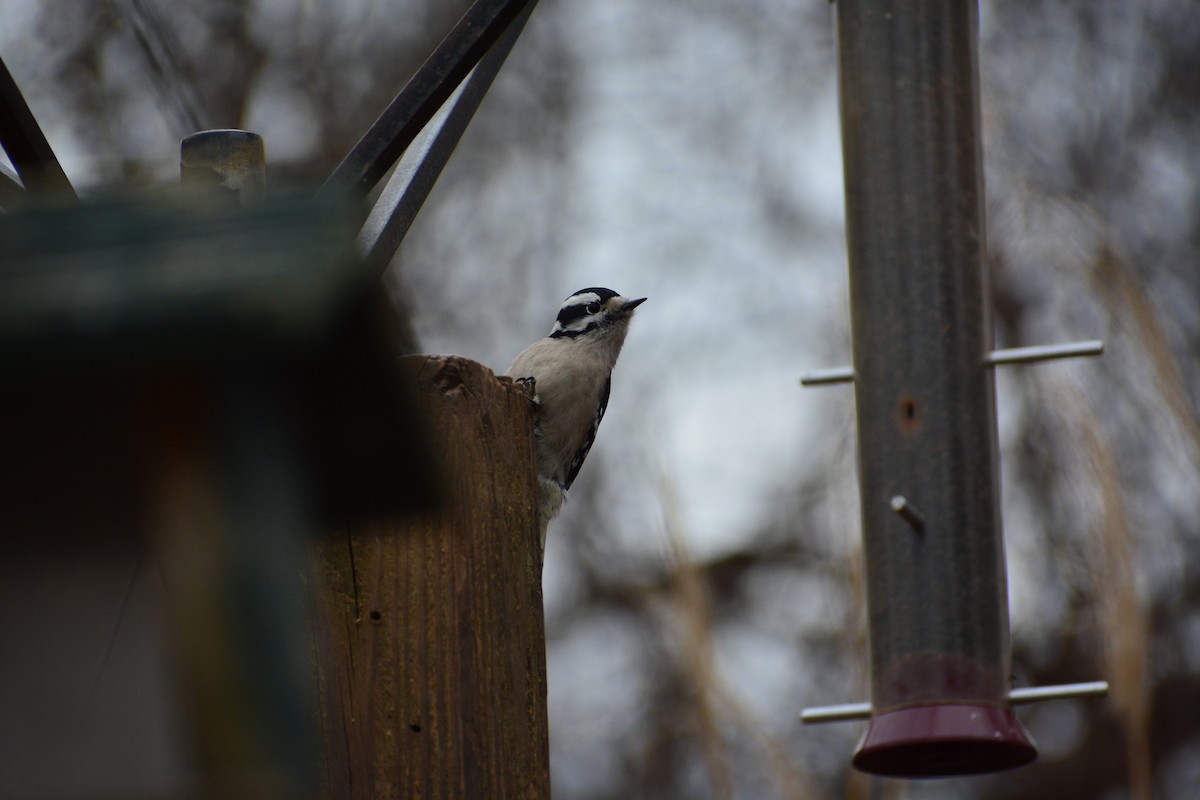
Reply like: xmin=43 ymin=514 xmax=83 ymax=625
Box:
xmin=896 ymin=393 xmax=921 ymax=435
xmin=369 ymin=610 xmax=382 ymax=621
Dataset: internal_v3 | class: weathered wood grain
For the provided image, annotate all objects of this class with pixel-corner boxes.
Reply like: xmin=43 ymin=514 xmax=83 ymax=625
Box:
xmin=311 ymin=354 xmax=548 ymax=800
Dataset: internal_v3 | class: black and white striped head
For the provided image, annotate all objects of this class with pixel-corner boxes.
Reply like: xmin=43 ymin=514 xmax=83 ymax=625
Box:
xmin=549 ymin=287 xmax=647 ymax=339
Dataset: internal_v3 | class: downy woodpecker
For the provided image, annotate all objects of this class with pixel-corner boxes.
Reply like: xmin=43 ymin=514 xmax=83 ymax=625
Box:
xmin=506 ymin=287 xmax=646 ymax=540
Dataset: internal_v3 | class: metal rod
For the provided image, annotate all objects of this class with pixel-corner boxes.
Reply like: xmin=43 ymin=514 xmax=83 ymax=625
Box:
xmin=319 ymin=0 xmax=535 ymax=203
xmin=0 ymin=55 xmax=76 ymax=201
xmin=357 ymin=0 xmax=537 ymax=278
xmin=889 ymin=495 xmax=925 ymax=532
xmin=801 ymin=681 xmax=1110 ymax=724
xmin=801 ymin=340 xmax=1103 ymax=387
xmin=1009 ymin=681 xmax=1109 ymax=705
xmin=358 ymin=80 xmax=467 ymax=266
xmin=798 ymin=366 xmax=855 ymax=386
xmin=800 ymin=702 xmax=872 ymax=724
xmin=985 ymin=340 xmax=1105 ymax=366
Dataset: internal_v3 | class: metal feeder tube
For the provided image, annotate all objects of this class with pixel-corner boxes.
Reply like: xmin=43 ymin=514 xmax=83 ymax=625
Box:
xmin=835 ymin=0 xmax=1035 ymax=776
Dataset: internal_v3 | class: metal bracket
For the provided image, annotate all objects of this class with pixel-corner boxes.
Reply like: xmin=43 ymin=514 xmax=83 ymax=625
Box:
xmin=356 ymin=0 xmax=536 ymax=278
xmin=800 ymin=680 xmax=1110 ymax=724
xmin=319 ymin=0 xmax=537 ymax=204
xmin=799 ymin=340 xmax=1104 ymax=387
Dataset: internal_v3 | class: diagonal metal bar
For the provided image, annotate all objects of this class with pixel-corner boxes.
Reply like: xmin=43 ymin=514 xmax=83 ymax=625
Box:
xmin=0 ymin=160 xmax=26 ymax=210
xmin=357 ymin=0 xmax=537 ymax=278
xmin=0 ymin=55 xmax=76 ymax=201
xmin=319 ymin=0 xmax=535 ymax=204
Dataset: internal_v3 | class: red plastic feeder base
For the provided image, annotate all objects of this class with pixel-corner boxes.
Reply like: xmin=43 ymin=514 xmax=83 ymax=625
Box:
xmin=852 ymin=704 xmax=1037 ymax=777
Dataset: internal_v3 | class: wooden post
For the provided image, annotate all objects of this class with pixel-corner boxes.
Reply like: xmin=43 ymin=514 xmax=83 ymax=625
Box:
xmin=311 ymin=355 xmax=549 ymax=800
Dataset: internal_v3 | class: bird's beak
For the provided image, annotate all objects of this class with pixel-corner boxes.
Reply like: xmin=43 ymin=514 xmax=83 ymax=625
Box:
xmin=622 ymin=296 xmax=648 ymax=313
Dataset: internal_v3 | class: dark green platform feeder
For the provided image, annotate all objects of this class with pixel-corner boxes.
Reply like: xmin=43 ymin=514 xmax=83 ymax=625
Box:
xmin=0 ymin=194 xmax=436 ymax=798
xmin=0 ymin=193 xmax=435 ymax=536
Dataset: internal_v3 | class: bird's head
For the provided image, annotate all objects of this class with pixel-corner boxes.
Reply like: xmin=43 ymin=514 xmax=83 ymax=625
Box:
xmin=549 ymin=287 xmax=647 ymax=340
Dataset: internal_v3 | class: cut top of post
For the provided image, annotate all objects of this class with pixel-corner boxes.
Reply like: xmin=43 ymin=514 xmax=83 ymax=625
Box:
xmin=181 ymin=129 xmax=266 ymax=204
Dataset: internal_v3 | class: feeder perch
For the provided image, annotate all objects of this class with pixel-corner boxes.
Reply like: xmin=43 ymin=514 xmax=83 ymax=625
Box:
xmin=797 ymin=0 xmax=1108 ymax=777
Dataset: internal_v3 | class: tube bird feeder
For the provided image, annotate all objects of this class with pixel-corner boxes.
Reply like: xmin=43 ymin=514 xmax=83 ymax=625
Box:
xmin=839 ymin=0 xmax=1031 ymax=774
xmin=799 ymin=0 xmax=1107 ymax=778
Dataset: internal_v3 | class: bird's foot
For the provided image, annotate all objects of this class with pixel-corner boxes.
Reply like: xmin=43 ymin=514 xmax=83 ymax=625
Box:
xmin=514 ymin=376 xmax=540 ymax=404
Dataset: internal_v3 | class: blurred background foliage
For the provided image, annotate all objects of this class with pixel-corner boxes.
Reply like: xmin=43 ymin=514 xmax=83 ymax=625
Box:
xmin=1 ymin=0 xmax=1198 ymax=797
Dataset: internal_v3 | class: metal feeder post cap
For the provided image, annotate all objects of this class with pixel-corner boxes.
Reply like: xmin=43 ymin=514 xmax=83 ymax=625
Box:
xmin=180 ymin=129 xmax=266 ymax=202
xmin=852 ymin=704 xmax=1037 ymax=778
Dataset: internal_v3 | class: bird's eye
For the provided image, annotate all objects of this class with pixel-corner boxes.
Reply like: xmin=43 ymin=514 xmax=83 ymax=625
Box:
xmin=586 ymin=302 xmax=601 ymax=315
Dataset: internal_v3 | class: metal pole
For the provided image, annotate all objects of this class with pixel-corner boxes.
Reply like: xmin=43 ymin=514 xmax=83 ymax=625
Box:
xmin=0 ymin=55 xmax=76 ymax=202
xmin=836 ymin=0 xmax=1035 ymax=776
xmin=157 ymin=131 xmax=313 ymax=798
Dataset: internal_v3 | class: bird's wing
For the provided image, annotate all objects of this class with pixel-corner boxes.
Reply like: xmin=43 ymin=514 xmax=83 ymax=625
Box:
xmin=563 ymin=376 xmax=610 ymax=490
